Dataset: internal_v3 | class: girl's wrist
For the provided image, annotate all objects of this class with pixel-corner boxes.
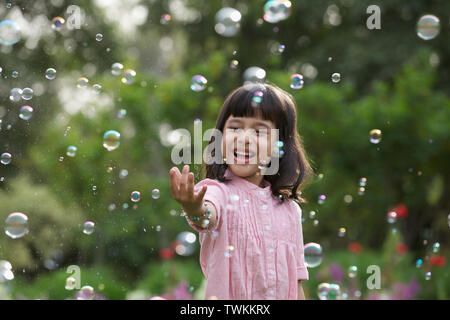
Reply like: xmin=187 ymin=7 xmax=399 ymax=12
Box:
xmin=183 ymin=202 xmax=212 ymax=228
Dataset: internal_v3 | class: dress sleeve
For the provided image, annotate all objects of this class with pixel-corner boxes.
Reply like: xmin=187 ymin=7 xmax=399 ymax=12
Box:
xmin=293 ymin=201 xmax=309 ymax=281
xmin=185 ymin=178 xmax=227 ymax=234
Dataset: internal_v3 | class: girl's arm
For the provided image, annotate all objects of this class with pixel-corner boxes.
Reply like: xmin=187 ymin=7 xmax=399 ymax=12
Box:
xmin=298 ymin=281 xmax=306 ymax=300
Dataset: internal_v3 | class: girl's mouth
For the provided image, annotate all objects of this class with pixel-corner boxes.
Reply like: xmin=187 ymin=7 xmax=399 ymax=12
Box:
xmin=233 ymin=150 xmax=256 ymax=164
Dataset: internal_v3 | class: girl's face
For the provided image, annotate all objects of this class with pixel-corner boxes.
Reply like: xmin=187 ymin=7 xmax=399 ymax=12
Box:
xmin=222 ymin=115 xmax=277 ymax=179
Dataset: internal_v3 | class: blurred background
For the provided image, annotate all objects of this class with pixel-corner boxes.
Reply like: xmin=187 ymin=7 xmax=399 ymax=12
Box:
xmin=0 ymin=0 xmax=448 ymax=300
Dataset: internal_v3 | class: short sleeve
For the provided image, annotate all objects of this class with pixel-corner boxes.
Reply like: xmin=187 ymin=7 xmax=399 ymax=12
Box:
xmin=293 ymin=201 xmax=309 ymax=281
xmin=185 ymin=178 xmax=227 ymax=234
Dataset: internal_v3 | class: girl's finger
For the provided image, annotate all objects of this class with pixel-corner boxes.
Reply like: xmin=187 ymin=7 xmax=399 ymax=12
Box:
xmin=195 ymin=185 xmax=208 ymax=202
xmin=180 ymin=165 xmax=189 ymax=194
xmin=169 ymin=168 xmax=180 ymax=198
xmin=187 ymin=172 xmax=194 ymax=199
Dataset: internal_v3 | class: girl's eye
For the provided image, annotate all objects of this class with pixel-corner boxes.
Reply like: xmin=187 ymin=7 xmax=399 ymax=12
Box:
xmin=256 ymin=129 xmax=268 ymax=135
xmin=228 ymin=127 xmax=241 ymax=132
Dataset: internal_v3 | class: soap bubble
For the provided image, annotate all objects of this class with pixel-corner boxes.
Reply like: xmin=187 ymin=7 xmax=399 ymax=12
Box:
xmin=66 ymin=146 xmax=77 ymax=157
xmin=1 ymin=152 xmax=12 ymax=165
xmin=359 ymin=177 xmax=367 ymax=187
xmin=417 ymin=15 xmax=440 ymax=40
xmin=348 ymin=266 xmax=358 ymax=278
xmin=230 ymin=59 xmax=239 ymax=69
xmin=77 ymin=77 xmax=89 ymax=88
xmin=317 ymin=283 xmax=330 ymax=300
xmin=45 ymin=68 xmax=56 ymax=80
xmin=415 ymin=259 xmax=423 ymax=268
xmin=95 ymin=33 xmax=103 ymax=41
xmin=117 ymin=109 xmax=127 ymax=119
xmin=318 ymin=194 xmax=326 ymax=205
xmin=103 ymin=130 xmax=120 ymax=151
xmin=51 ymin=17 xmax=65 ymax=31
xmin=425 ymin=272 xmax=431 ymax=280
xmin=19 ymin=105 xmax=33 ymax=120
xmin=121 ymin=69 xmax=136 ymax=84
xmin=214 ymin=7 xmax=241 ymax=37
xmin=0 ymin=260 xmax=14 ymax=282
xmin=304 ymin=242 xmax=323 ymax=268
xmin=190 ymin=75 xmax=207 ymax=92
xmin=338 ymin=227 xmax=346 ymax=237
xmin=432 ymin=242 xmax=440 ymax=253
xmin=263 ymin=0 xmax=292 ymax=24
xmin=290 ymin=73 xmax=304 ymax=89
xmin=83 ymin=221 xmax=95 ymax=235
xmin=92 ymin=84 xmax=102 ymax=94
xmin=0 ymin=20 xmax=21 ymax=46
xmin=251 ymin=90 xmax=264 ymax=107
xmin=331 ymin=72 xmax=341 ymax=83
xmin=21 ymin=88 xmax=33 ymax=100
xmin=175 ymin=231 xmax=197 ymax=256
xmin=76 ymin=286 xmax=95 ymax=300
xmin=243 ymin=66 xmax=266 ymax=83
xmin=9 ymin=88 xmax=23 ymax=102
xmin=327 ymin=284 xmax=341 ymax=300
xmin=131 ymin=191 xmax=141 ymax=202
xmin=4 ymin=212 xmax=29 ymax=239
xmin=369 ymin=129 xmax=382 ymax=144
xmin=278 ymin=44 xmax=285 ymax=53
xmin=387 ymin=211 xmax=397 ymax=224
xmin=152 ymin=189 xmax=160 ymax=199
xmin=160 ymin=14 xmax=171 ymax=25
xmin=11 ymin=70 xmax=18 ymax=78
xmin=111 ymin=63 xmax=123 ymax=76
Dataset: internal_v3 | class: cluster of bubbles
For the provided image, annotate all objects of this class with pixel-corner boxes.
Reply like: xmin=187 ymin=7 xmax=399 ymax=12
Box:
xmin=290 ymin=74 xmax=304 ymax=89
xmin=0 ymin=260 xmax=14 ymax=283
xmin=1 ymin=152 xmax=12 ymax=165
xmin=251 ymin=90 xmax=264 ymax=107
xmin=4 ymin=212 xmax=29 ymax=239
xmin=358 ymin=177 xmax=367 ymax=195
xmin=174 ymin=231 xmax=197 ymax=256
xmin=348 ymin=265 xmax=358 ymax=278
xmin=0 ymin=20 xmax=21 ymax=46
xmin=190 ymin=75 xmax=208 ymax=92
xmin=263 ymin=0 xmax=292 ymax=23
xmin=317 ymin=283 xmax=342 ymax=300
xmin=110 ymin=62 xmax=136 ymax=85
xmin=9 ymin=87 xmax=34 ymax=102
xmin=304 ymin=242 xmax=323 ymax=268
xmin=214 ymin=7 xmax=241 ymax=37
xmin=83 ymin=221 xmax=95 ymax=235
xmin=369 ymin=129 xmax=382 ymax=144
xmin=103 ymin=130 xmax=121 ymax=151
xmin=416 ymin=15 xmax=440 ymax=40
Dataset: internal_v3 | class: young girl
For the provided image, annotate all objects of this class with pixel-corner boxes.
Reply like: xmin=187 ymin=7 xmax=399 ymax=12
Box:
xmin=169 ymin=83 xmax=314 ymax=300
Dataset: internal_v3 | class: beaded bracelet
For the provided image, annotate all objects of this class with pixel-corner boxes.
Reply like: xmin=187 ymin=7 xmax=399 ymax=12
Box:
xmin=183 ymin=202 xmax=212 ymax=227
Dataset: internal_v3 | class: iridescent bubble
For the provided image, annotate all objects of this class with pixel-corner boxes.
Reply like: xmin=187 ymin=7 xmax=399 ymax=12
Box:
xmin=318 ymin=194 xmax=326 ymax=205
xmin=290 ymin=73 xmax=304 ymax=89
xmin=317 ymin=283 xmax=330 ymax=300
xmin=415 ymin=259 xmax=423 ymax=268
xmin=77 ymin=77 xmax=89 ymax=88
xmin=190 ymin=75 xmax=207 ymax=92
xmin=214 ymin=7 xmax=242 ymax=37
xmin=370 ymin=129 xmax=382 ymax=144
xmin=263 ymin=0 xmax=292 ymax=24
xmin=0 ymin=260 xmax=14 ymax=282
xmin=131 ymin=191 xmax=141 ymax=202
xmin=76 ymin=286 xmax=95 ymax=300
xmin=45 ymin=68 xmax=56 ymax=80
xmin=175 ymin=231 xmax=197 ymax=256
xmin=309 ymin=211 xmax=316 ymax=219
xmin=251 ymin=90 xmax=264 ymax=107
xmin=95 ymin=33 xmax=103 ymax=41
xmin=21 ymin=88 xmax=33 ymax=100
xmin=432 ymin=242 xmax=440 ymax=254
xmin=278 ymin=44 xmax=285 ymax=53
xmin=11 ymin=70 xmax=18 ymax=78
xmin=83 ymin=221 xmax=95 ymax=235
xmin=4 ymin=212 xmax=29 ymax=239
xmin=103 ymin=130 xmax=120 ymax=151
xmin=230 ymin=59 xmax=239 ymax=69
xmin=338 ymin=227 xmax=346 ymax=237
xmin=160 ymin=14 xmax=171 ymax=25
xmin=51 ymin=17 xmax=65 ymax=31
xmin=121 ymin=69 xmax=136 ymax=85
xmin=327 ymin=284 xmax=341 ymax=300
xmin=66 ymin=145 xmax=77 ymax=157
xmin=0 ymin=20 xmax=21 ymax=46
xmin=304 ymin=242 xmax=323 ymax=268
xmin=9 ymin=88 xmax=23 ymax=102
xmin=117 ymin=109 xmax=127 ymax=119
xmin=348 ymin=266 xmax=358 ymax=278
xmin=425 ymin=271 xmax=431 ymax=280
xmin=243 ymin=66 xmax=266 ymax=83
xmin=359 ymin=177 xmax=367 ymax=187
xmin=387 ymin=211 xmax=397 ymax=224
xmin=19 ymin=105 xmax=33 ymax=120
xmin=111 ymin=63 xmax=123 ymax=76
xmin=417 ymin=15 xmax=440 ymax=40
xmin=328 ymin=57 xmax=333 ymax=62
xmin=1 ymin=152 xmax=12 ymax=165
xmin=357 ymin=187 xmax=365 ymax=195
xmin=65 ymin=276 xmax=77 ymax=290
xmin=92 ymin=84 xmax=102 ymax=94
xmin=331 ymin=72 xmax=341 ymax=83
xmin=152 ymin=189 xmax=160 ymax=199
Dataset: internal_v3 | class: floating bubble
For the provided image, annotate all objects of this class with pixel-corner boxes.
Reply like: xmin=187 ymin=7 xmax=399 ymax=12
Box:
xmin=318 ymin=194 xmax=326 ymax=205
xmin=0 ymin=20 xmax=21 ymax=46
xmin=338 ymin=227 xmax=346 ymax=237
xmin=92 ymin=84 xmax=102 ymax=94
xmin=175 ymin=231 xmax=197 ymax=256
xmin=348 ymin=266 xmax=358 ymax=278
xmin=328 ymin=57 xmax=333 ymax=62
xmin=66 ymin=146 xmax=77 ymax=157
xmin=317 ymin=283 xmax=330 ymax=300
xmin=417 ymin=15 xmax=440 ymax=40
xmin=243 ymin=66 xmax=266 ymax=83
xmin=65 ymin=276 xmax=77 ymax=290
xmin=214 ymin=7 xmax=242 ymax=37
xmin=309 ymin=211 xmax=316 ymax=219
xmin=432 ymin=242 xmax=440 ymax=254
xmin=77 ymin=77 xmax=89 ymax=88
xmin=0 ymin=260 xmax=14 ymax=282
xmin=290 ymin=73 xmax=304 ymax=89
xmin=51 ymin=17 xmax=65 ymax=31
xmin=45 ymin=68 xmax=56 ymax=80
xmin=263 ymin=0 xmax=292 ymax=24
xmin=278 ymin=44 xmax=285 ymax=53
xmin=21 ymin=88 xmax=33 ymax=100
xmin=103 ymin=130 xmax=120 ymax=151
xmin=190 ymin=75 xmax=207 ymax=92
xmin=160 ymin=14 xmax=171 ymax=25
xmin=95 ymin=33 xmax=103 ymax=41
xmin=9 ymin=88 xmax=23 ymax=102
xmin=152 ymin=189 xmax=160 ymax=199
xmin=415 ymin=259 xmax=423 ymax=268
xmin=370 ymin=129 xmax=382 ymax=144
xmin=19 ymin=105 xmax=33 ymax=120
xmin=76 ymin=286 xmax=95 ymax=300
xmin=313 ymin=219 xmax=319 ymax=226
xmin=83 ymin=221 xmax=95 ymax=235
xmin=121 ymin=69 xmax=136 ymax=84
xmin=119 ymin=169 xmax=128 ymax=179
xmin=4 ymin=212 xmax=29 ymax=239
xmin=331 ymin=72 xmax=341 ymax=83
xmin=357 ymin=187 xmax=365 ymax=195
xmin=387 ymin=211 xmax=397 ymax=224
xmin=359 ymin=177 xmax=367 ymax=187
xmin=1 ymin=152 xmax=12 ymax=165
xmin=111 ymin=63 xmax=123 ymax=76
xmin=11 ymin=70 xmax=18 ymax=78
xmin=230 ymin=59 xmax=239 ymax=69
xmin=117 ymin=109 xmax=127 ymax=119
xmin=131 ymin=191 xmax=141 ymax=202
xmin=327 ymin=284 xmax=341 ymax=300
xmin=425 ymin=271 xmax=431 ymax=280
xmin=304 ymin=242 xmax=323 ymax=268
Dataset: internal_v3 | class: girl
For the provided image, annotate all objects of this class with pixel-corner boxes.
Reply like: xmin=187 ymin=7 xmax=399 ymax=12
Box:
xmin=169 ymin=83 xmax=314 ymax=300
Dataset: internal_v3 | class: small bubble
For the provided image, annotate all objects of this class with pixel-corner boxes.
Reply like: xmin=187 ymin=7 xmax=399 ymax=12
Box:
xmin=95 ymin=33 xmax=103 ymax=41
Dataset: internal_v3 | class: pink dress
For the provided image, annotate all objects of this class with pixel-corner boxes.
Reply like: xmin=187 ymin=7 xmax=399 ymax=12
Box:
xmin=186 ymin=168 xmax=309 ymax=300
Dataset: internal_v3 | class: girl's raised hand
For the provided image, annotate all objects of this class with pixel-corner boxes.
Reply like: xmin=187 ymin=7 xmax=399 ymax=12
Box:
xmin=169 ymin=165 xmax=207 ymax=214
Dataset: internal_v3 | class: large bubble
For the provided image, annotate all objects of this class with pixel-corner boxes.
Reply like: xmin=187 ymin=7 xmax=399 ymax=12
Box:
xmin=174 ymin=231 xmax=197 ymax=256
xmin=190 ymin=75 xmax=207 ymax=92
xmin=416 ymin=15 xmax=440 ymax=40
xmin=103 ymin=130 xmax=121 ymax=151
xmin=4 ymin=212 xmax=29 ymax=239
xmin=214 ymin=7 xmax=242 ymax=37
xmin=1 ymin=152 xmax=12 ymax=165
xmin=0 ymin=20 xmax=21 ymax=46
xmin=243 ymin=66 xmax=266 ymax=84
xmin=290 ymin=74 xmax=304 ymax=89
xmin=19 ymin=105 xmax=33 ymax=120
xmin=263 ymin=0 xmax=292 ymax=24
xmin=304 ymin=242 xmax=323 ymax=268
